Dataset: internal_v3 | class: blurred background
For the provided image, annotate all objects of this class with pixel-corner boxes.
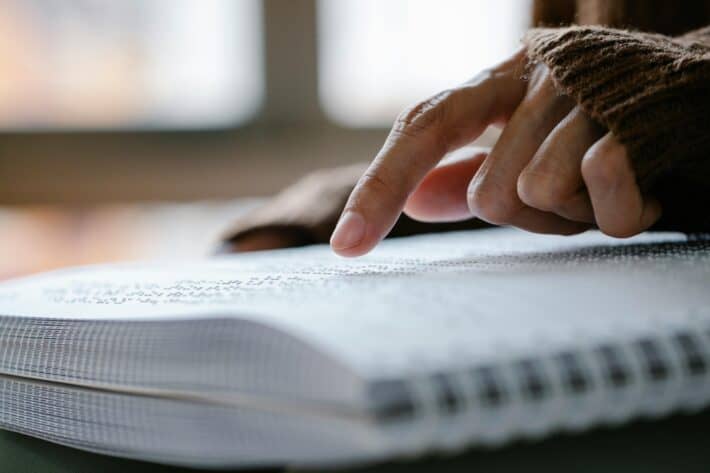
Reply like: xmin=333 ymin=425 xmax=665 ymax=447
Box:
xmin=0 ymin=0 xmax=528 ymax=276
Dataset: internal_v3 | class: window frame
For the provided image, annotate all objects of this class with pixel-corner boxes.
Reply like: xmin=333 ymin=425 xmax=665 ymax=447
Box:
xmin=0 ymin=0 xmax=391 ymax=203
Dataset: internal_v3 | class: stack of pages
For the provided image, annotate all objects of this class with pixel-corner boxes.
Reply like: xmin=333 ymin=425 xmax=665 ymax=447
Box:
xmin=1 ymin=228 xmax=709 ymax=468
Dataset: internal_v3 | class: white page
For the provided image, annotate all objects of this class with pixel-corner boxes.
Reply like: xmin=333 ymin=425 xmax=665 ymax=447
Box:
xmin=1 ymin=228 xmax=708 ymax=378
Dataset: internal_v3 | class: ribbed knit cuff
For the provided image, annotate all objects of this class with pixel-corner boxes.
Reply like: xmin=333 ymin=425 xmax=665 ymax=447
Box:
xmin=525 ymin=26 xmax=710 ymax=193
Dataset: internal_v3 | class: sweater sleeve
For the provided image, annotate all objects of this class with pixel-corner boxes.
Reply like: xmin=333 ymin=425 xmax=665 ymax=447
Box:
xmin=525 ymin=26 xmax=710 ymax=232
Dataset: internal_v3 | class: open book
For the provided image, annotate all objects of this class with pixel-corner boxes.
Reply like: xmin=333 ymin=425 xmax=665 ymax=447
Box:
xmin=1 ymin=228 xmax=709 ymax=468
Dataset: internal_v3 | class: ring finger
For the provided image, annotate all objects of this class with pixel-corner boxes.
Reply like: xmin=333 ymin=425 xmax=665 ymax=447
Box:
xmin=517 ymin=106 xmax=604 ymax=223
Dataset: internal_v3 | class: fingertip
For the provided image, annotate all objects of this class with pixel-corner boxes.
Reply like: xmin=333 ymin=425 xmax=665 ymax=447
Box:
xmin=331 ymin=243 xmax=374 ymax=258
xmin=581 ymin=137 xmax=626 ymax=190
xmin=330 ymin=211 xmax=366 ymax=252
xmin=331 ymin=235 xmax=381 ymax=257
xmin=329 ymin=210 xmax=385 ymax=257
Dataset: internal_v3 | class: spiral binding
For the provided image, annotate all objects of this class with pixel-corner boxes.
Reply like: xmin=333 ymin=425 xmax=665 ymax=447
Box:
xmin=369 ymin=323 xmax=710 ymax=451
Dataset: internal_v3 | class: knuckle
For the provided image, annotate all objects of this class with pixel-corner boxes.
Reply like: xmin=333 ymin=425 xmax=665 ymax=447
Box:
xmin=581 ymin=150 xmax=618 ymax=189
xmin=467 ymin=183 xmax=518 ymax=224
xmin=524 ymin=68 xmax=557 ymax=102
xmin=464 ymin=64 xmax=509 ymax=89
xmin=582 ymin=138 xmax=627 ymax=189
xmin=393 ymin=89 xmax=454 ymax=139
xmin=517 ymin=170 xmax=573 ymax=212
xmin=467 ymin=67 xmax=496 ymax=86
xmin=357 ymin=170 xmax=405 ymax=205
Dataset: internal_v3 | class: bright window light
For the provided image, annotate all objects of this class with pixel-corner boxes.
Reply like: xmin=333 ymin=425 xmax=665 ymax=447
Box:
xmin=318 ymin=0 xmax=530 ymax=127
xmin=0 ymin=0 xmax=263 ymax=130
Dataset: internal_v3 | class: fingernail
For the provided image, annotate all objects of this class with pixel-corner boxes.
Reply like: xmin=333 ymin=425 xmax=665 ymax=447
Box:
xmin=330 ymin=211 xmax=366 ymax=250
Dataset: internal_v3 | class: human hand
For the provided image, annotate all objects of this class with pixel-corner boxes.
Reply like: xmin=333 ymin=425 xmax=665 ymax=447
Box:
xmin=219 ymin=158 xmax=492 ymax=254
xmin=330 ymin=49 xmax=662 ymax=257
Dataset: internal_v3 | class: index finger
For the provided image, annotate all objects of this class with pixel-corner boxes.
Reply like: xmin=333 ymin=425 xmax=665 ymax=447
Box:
xmin=330 ymin=51 xmax=528 ymax=257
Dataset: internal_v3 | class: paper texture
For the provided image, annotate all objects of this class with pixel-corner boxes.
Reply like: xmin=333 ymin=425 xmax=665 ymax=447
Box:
xmin=1 ymin=228 xmax=709 ymax=378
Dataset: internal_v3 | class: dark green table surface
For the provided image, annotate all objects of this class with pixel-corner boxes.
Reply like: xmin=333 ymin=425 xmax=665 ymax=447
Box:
xmin=2 ymin=409 xmax=709 ymax=473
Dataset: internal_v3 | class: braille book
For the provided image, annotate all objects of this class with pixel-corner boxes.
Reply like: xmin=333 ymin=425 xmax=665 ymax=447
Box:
xmin=1 ymin=227 xmax=709 ymax=468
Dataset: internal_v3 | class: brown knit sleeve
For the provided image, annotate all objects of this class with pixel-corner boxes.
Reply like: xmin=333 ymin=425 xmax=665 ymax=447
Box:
xmin=678 ymin=25 xmax=710 ymax=46
xmin=525 ymin=25 xmax=710 ymax=232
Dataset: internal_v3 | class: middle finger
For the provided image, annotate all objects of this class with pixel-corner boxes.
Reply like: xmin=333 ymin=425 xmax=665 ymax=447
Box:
xmin=467 ymin=67 xmax=575 ymax=230
xmin=517 ymin=106 xmax=604 ymax=223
